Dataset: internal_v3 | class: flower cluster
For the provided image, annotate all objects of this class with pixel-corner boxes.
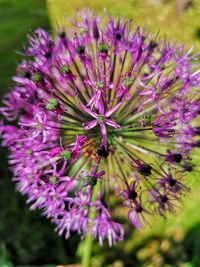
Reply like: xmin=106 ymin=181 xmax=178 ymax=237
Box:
xmin=1 ymin=9 xmax=200 ymax=246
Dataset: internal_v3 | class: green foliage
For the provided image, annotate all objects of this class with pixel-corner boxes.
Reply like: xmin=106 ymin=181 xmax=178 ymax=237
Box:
xmin=46 ymin=0 xmax=200 ymax=51
xmin=0 ymin=0 xmax=50 ymax=97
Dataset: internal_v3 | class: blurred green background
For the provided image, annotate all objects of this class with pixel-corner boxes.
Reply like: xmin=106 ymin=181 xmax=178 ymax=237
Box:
xmin=1 ymin=0 xmax=200 ymax=266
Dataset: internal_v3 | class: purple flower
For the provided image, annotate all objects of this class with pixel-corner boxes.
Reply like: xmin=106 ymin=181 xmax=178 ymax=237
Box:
xmin=80 ymin=164 xmax=105 ymax=187
xmin=152 ymin=114 xmax=176 ymax=138
xmin=79 ymin=101 xmax=121 ymax=150
xmin=1 ymin=9 xmax=200 ymax=245
xmin=149 ymin=188 xmax=176 ymax=218
xmin=91 ymin=206 xmax=125 ymax=246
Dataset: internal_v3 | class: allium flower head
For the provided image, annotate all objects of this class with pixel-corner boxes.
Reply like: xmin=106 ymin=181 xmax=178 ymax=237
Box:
xmin=1 ymin=9 xmax=200 ymax=246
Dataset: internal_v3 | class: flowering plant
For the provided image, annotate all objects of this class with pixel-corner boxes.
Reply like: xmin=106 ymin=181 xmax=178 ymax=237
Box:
xmin=1 ymin=9 xmax=200 ymax=247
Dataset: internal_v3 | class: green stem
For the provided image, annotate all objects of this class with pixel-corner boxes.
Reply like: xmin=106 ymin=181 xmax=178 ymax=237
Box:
xmin=112 ymin=127 xmax=152 ymax=133
xmin=81 ymin=231 xmax=93 ymax=267
xmin=81 ymin=182 xmax=101 ymax=267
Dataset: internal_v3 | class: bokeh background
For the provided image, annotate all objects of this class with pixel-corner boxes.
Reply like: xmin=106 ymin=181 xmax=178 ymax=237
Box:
xmin=1 ymin=0 xmax=200 ymax=266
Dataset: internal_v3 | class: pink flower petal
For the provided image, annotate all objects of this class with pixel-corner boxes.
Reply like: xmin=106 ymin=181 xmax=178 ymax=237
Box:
xmin=105 ymin=119 xmax=120 ymax=128
xmin=78 ymin=102 xmax=98 ymax=118
xmin=106 ymin=99 xmax=124 ymax=117
xmin=100 ymin=124 xmax=107 ymax=150
xmin=128 ymin=210 xmax=141 ymax=229
xmin=96 ymin=170 xmax=105 ymax=178
xmin=84 ymin=120 xmax=98 ymax=130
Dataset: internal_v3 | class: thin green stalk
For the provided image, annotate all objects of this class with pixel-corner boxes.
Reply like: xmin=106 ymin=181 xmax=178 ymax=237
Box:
xmin=81 ymin=230 xmax=93 ymax=267
xmin=112 ymin=127 xmax=152 ymax=133
xmin=81 ymin=181 xmax=101 ymax=267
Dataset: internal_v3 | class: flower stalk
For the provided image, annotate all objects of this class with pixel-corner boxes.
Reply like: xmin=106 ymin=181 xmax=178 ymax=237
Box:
xmin=81 ymin=181 xmax=101 ymax=267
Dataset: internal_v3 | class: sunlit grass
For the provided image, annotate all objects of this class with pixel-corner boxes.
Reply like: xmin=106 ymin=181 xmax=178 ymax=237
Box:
xmin=46 ymin=0 xmax=200 ymax=51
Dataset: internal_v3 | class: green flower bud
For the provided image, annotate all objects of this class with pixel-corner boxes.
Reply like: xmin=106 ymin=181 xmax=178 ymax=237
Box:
xmin=60 ymin=150 xmax=71 ymax=161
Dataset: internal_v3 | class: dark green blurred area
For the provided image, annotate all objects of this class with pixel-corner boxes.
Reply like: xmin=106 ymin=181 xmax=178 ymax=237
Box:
xmin=1 ymin=0 xmax=200 ymax=266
